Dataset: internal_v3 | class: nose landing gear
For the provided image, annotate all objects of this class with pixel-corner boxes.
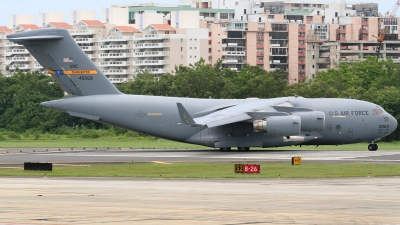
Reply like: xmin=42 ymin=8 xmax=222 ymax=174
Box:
xmin=368 ymin=143 xmax=378 ymax=151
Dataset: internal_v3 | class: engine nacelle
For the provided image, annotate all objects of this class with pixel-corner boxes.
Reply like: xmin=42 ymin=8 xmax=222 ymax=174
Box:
xmin=293 ymin=111 xmax=325 ymax=131
xmin=253 ymin=116 xmax=301 ymax=136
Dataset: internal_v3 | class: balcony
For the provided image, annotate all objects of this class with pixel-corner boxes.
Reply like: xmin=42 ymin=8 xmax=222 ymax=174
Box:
xmin=100 ymin=44 xmax=128 ymax=50
xmin=136 ymin=68 xmax=165 ymax=74
xmin=5 ymin=57 xmax=29 ymax=64
xmin=299 ymin=69 xmax=305 ymax=73
xmin=99 ymin=36 xmax=128 ymax=42
xmin=256 ymin=52 xmax=264 ymax=57
xmin=317 ymin=58 xmax=330 ymax=63
xmin=298 ymin=44 xmax=305 ymax=49
xmin=338 ymin=29 xmax=346 ymax=34
xmin=109 ymin=78 xmax=128 ymax=83
xmin=75 ymin=38 xmax=93 ymax=43
xmin=34 ymin=64 xmax=43 ymax=69
xmin=362 ymin=21 xmax=368 ymax=26
xmin=256 ymin=59 xmax=264 ymax=64
xmin=99 ymin=53 xmax=128 ymax=58
xmin=135 ymin=60 xmax=166 ymax=66
xmin=134 ymin=43 xmax=165 ymax=49
xmin=222 ymin=59 xmax=238 ymax=63
xmin=360 ymin=29 xmax=368 ymax=34
xmin=69 ymin=30 xmax=94 ymax=35
xmin=298 ymin=60 xmax=305 ymax=64
xmin=80 ymin=46 xmax=93 ymax=51
xmin=134 ymin=34 xmax=165 ymax=40
xmin=100 ymin=61 xmax=128 ymax=67
xmin=10 ymin=64 xmax=29 ymax=69
xmin=5 ymin=49 xmax=29 ymax=56
xmin=222 ymin=51 xmax=245 ymax=56
xmin=298 ymin=36 xmax=305 ymax=41
xmin=102 ymin=69 xmax=127 ymax=75
xmin=298 ymin=52 xmax=305 ymax=57
xmin=256 ymin=43 xmax=264 ymax=48
xmin=5 ymin=42 xmax=20 ymax=47
xmin=134 ymin=51 xmax=166 ymax=57
xmin=298 ymin=28 xmax=305 ymax=33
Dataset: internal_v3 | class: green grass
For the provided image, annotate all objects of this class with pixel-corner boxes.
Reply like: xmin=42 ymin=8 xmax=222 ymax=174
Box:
xmin=1 ymin=163 xmax=399 ymax=178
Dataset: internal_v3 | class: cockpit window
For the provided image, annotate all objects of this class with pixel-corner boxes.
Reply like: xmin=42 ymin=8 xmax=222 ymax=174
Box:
xmin=373 ymin=109 xmax=383 ymax=115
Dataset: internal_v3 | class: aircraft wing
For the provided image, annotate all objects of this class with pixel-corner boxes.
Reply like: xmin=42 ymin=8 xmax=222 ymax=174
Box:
xmin=192 ymin=100 xmax=280 ymax=128
xmin=178 ymin=100 xmax=316 ymax=128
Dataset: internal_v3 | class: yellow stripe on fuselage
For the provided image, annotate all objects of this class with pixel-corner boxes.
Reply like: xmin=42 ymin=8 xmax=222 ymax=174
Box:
xmin=65 ymin=70 xmax=98 ymax=75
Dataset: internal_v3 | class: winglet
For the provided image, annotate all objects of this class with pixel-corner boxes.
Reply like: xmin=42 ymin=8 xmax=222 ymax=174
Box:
xmin=177 ymin=103 xmax=202 ymax=127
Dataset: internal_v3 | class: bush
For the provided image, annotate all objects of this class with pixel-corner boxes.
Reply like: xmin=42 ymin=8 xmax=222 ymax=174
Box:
xmin=7 ymin=132 xmax=21 ymax=140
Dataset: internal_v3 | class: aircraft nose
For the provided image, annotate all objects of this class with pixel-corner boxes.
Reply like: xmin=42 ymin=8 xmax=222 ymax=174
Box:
xmin=40 ymin=101 xmax=53 ymax=109
xmin=388 ymin=114 xmax=398 ymax=134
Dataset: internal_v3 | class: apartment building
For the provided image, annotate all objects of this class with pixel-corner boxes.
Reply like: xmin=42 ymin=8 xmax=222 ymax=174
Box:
xmin=0 ymin=26 xmax=11 ymax=75
xmin=103 ymin=3 xmax=235 ymax=29
xmin=2 ymin=0 xmax=400 ymax=84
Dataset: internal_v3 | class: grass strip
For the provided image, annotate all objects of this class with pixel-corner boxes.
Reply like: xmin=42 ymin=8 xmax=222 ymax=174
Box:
xmin=1 ymin=163 xmax=399 ymax=178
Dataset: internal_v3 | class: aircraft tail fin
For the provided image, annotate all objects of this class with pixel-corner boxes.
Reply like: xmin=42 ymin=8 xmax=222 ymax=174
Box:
xmin=7 ymin=28 xmax=121 ymax=96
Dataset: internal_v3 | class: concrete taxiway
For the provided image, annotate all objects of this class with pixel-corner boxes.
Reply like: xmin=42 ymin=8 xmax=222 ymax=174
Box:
xmin=1 ymin=148 xmax=400 ymax=166
xmin=1 ymin=177 xmax=399 ymax=225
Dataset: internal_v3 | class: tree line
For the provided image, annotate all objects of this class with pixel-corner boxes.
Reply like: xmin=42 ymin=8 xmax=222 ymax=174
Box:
xmin=1 ymin=57 xmax=400 ymax=141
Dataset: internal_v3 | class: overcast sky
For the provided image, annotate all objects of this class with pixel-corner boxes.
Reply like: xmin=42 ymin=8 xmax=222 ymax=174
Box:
xmin=0 ymin=0 xmax=396 ymax=27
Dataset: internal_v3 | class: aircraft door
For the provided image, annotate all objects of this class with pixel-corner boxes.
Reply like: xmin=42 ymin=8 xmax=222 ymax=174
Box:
xmin=347 ymin=128 xmax=353 ymax=138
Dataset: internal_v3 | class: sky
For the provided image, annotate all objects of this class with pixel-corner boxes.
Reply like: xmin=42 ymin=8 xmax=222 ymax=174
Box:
xmin=0 ymin=0 xmax=180 ymax=27
xmin=0 ymin=0 xmax=397 ymax=27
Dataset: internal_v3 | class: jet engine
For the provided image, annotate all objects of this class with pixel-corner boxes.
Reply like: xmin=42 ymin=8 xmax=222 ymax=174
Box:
xmin=293 ymin=111 xmax=325 ymax=131
xmin=253 ymin=116 xmax=301 ymax=136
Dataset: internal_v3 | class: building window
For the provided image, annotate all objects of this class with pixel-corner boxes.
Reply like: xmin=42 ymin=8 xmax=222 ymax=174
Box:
xmin=181 ymin=47 xmax=183 ymax=51
xmin=220 ymin=13 xmax=228 ymax=19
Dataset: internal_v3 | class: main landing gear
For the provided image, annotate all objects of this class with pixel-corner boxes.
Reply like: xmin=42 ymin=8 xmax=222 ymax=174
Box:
xmin=368 ymin=143 xmax=378 ymax=151
xmin=219 ymin=147 xmax=250 ymax=151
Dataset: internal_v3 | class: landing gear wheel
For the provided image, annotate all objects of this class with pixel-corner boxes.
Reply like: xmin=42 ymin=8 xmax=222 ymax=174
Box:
xmin=368 ymin=144 xmax=378 ymax=151
xmin=237 ymin=147 xmax=250 ymax=151
xmin=220 ymin=147 xmax=231 ymax=151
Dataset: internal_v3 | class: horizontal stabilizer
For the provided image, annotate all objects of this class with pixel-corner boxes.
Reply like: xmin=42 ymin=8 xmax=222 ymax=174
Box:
xmin=67 ymin=111 xmax=100 ymax=121
xmin=272 ymin=106 xmax=314 ymax=113
xmin=177 ymin=103 xmax=202 ymax=127
xmin=7 ymin=35 xmax=63 ymax=41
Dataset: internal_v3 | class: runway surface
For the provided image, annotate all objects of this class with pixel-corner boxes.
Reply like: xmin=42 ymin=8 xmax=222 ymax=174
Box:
xmin=1 ymin=148 xmax=400 ymax=166
xmin=1 ymin=177 xmax=399 ymax=224
xmin=1 ymin=149 xmax=399 ymax=224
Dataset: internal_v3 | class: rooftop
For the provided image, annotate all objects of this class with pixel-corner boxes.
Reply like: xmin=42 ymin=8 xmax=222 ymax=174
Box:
xmin=150 ymin=24 xmax=175 ymax=31
xmin=115 ymin=25 xmax=139 ymax=32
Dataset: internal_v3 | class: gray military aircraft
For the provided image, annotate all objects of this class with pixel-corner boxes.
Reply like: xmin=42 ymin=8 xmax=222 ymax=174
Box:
xmin=7 ymin=28 xmax=398 ymax=151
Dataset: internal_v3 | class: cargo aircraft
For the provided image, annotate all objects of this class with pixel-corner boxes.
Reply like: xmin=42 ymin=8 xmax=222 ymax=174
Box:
xmin=7 ymin=29 xmax=398 ymax=151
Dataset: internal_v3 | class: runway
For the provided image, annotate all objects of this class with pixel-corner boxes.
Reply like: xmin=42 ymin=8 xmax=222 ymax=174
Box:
xmin=1 ymin=177 xmax=399 ymax=224
xmin=1 ymin=148 xmax=400 ymax=166
xmin=1 ymin=149 xmax=400 ymax=224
